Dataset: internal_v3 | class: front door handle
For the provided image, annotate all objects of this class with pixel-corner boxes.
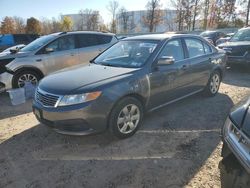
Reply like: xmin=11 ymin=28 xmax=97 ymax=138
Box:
xmin=36 ymin=59 xmax=42 ymax=62
xmin=70 ymin=53 xmax=74 ymax=56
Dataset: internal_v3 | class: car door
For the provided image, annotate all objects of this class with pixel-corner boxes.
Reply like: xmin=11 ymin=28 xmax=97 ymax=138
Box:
xmin=35 ymin=35 xmax=79 ymax=75
xmin=76 ymin=34 xmax=110 ymax=64
xmin=183 ymin=38 xmax=212 ymax=90
xmin=148 ymin=38 xmax=192 ymax=109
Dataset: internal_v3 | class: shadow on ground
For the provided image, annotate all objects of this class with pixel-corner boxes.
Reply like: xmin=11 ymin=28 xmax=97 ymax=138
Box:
xmin=0 ymin=92 xmax=33 ymax=119
xmin=0 ymin=92 xmax=234 ymax=188
xmin=223 ymin=67 xmax=250 ymax=88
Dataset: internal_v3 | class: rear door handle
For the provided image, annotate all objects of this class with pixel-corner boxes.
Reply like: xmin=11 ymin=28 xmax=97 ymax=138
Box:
xmin=181 ymin=64 xmax=188 ymax=70
xmin=70 ymin=53 xmax=74 ymax=56
xmin=36 ymin=59 xmax=42 ymax=62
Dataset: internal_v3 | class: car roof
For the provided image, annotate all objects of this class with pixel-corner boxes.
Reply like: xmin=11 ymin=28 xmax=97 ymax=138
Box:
xmin=51 ymin=31 xmax=115 ymax=36
xmin=123 ymin=33 xmax=202 ymax=41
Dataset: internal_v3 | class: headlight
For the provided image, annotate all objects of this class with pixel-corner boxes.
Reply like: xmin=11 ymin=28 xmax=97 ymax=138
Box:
xmin=58 ymin=91 xmax=102 ymax=106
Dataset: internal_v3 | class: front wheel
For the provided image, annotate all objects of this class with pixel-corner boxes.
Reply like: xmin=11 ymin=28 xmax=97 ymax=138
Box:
xmin=12 ymin=70 xmax=41 ymax=88
xmin=204 ymin=71 xmax=221 ymax=97
xmin=109 ymin=97 xmax=144 ymax=139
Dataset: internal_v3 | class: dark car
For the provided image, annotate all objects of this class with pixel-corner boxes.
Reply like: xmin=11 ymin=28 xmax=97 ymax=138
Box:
xmin=215 ymin=33 xmax=235 ymax=46
xmin=33 ymin=34 xmax=226 ymax=138
xmin=0 ymin=34 xmax=39 ymax=52
xmin=221 ymin=96 xmax=250 ymax=187
xmin=218 ymin=27 xmax=250 ymax=67
xmin=200 ymin=31 xmax=226 ymax=46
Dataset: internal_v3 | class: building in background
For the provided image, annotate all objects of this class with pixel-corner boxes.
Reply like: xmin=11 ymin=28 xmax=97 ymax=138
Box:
xmin=62 ymin=12 xmax=104 ymax=31
xmin=116 ymin=9 xmax=178 ymax=34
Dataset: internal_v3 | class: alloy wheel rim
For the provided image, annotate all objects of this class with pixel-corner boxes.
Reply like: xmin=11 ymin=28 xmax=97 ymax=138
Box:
xmin=117 ymin=104 xmax=140 ymax=134
xmin=18 ymin=74 xmax=38 ymax=87
xmin=210 ymin=74 xmax=220 ymax=94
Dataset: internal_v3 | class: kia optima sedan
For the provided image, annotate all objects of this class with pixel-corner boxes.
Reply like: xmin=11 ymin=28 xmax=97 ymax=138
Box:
xmin=33 ymin=34 xmax=226 ymax=138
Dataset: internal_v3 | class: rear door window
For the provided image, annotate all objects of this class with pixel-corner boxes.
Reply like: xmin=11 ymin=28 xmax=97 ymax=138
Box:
xmin=77 ymin=34 xmax=101 ymax=48
xmin=184 ymin=38 xmax=205 ymax=58
xmin=98 ymin=35 xmax=112 ymax=44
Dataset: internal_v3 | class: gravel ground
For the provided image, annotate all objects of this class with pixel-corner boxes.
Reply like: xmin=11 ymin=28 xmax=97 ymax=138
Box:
xmin=0 ymin=68 xmax=250 ymax=188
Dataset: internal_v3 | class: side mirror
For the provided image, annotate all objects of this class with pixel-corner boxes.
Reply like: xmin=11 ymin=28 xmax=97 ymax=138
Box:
xmin=157 ymin=56 xmax=175 ymax=66
xmin=45 ymin=47 xmax=54 ymax=53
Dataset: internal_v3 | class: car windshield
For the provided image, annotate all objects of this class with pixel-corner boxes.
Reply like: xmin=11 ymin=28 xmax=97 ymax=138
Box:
xmin=20 ymin=35 xmax=55 ymax=52
xmin=230 ymin=29 xmax=250 ymax=42
xmin=94 ymin=40 xmax=158 ymax=68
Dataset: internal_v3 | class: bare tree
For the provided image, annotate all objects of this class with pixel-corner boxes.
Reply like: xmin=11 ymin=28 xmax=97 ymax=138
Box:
xmin=13 ymin=16 xmax=26 ymax=33
xmin=107 ymin=0 xmax=119 ymax=33
xmin=191 ymin=0 xmax=201 ymax=30
xmin=244 ymin=0 xmax=250 ymax=26
xmin=78 ymin=9 xmax=100 ymax=30
xmin=171 ymin=0 xmax=185 ymax=31
xmin=143 ymin=0 xmax=163 ymax=32
xmin=203 ymin=0 xmax=210 ymax=29
xmin=118 ymin=7 xmax=130 ymax=33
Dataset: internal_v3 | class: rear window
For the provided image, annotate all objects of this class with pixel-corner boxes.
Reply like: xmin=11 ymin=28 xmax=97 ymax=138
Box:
xmin=77 ymin=34 xmax=113 ymax=48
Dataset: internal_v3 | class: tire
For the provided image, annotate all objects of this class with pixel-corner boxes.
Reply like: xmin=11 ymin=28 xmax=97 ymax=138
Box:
xmin=12 ymin=70 xmax=41 ymax=88
xmin=108 ymin=97 xmax=144 ymax=139
xmin=203 ymin=70 xmax=221 ymax=97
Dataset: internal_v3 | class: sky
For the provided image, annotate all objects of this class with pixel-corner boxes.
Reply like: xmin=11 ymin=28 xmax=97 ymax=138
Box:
xmin=0 ymin=0 xmax=171 ymax=24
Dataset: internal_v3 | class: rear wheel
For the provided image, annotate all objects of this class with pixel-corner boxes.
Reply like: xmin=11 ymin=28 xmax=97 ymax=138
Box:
xmin=109 ymin=97 xmax=143 ymax=139
xmin=204 ymin=70 xmax=221 ymax=97
xmin=12 ymin=70 xmax=41 ymax=88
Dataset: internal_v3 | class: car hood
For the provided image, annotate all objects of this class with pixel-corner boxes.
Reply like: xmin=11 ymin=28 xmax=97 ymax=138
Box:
xmin=39 ymin=64 xmax=140 ymax=95
xmin=219 ymin=41 xmax=250 ymax=47
xmin=0 ymin=51 xmax=32 ymax=59
xmin=230 ymin=97 xmax=250 ymax=137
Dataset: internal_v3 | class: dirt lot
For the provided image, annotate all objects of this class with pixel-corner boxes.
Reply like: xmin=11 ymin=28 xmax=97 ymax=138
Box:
xmin=0 ymin=68 xmax=250 ymax=188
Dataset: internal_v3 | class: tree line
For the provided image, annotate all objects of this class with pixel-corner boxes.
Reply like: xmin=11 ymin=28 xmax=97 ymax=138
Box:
xmin=0 ymin=0 xmax=249 ymax=35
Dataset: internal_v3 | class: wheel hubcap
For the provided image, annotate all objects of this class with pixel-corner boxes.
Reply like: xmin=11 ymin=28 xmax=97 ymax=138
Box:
xmin=210 ymin=74 xmax=220 ymax=94
xmin=117 ymin=104 xmax=140 ymax=134
xmin=18 ymin=74 xmax=38 ymax=87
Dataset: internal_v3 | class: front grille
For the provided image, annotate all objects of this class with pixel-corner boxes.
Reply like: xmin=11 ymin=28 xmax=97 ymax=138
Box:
xmin=35 ymin=89 xmax=60 ymax=107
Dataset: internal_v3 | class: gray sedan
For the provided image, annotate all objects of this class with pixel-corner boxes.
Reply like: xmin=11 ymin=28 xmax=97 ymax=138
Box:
xmin=33 ymin=34 xmax=226 ymax=138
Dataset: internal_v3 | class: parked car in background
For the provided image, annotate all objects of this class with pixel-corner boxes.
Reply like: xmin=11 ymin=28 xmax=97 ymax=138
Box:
xmin=1 ymin=44 xmax=26 ymax=54
xmin=221 ymin=96 xmax=250 ymax=187
xmin=216 ymin=33 xmax=235 ymax=46
xmin=0 ymin=34 xmax=39 ymax=52
xmin=33 ymin=34 xmax=226 ymax=138
xmin=218 ymin=27 xmax=250 ymax=68
xmin=200 ymin=31 xmax=226 ymax=46
xmin=0 ymin=31 xmax=118 ymax=92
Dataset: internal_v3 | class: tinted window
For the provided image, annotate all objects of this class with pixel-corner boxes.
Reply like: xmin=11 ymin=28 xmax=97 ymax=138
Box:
xmin=47 ymin=35 xmax=75 ymax=52
xmin=159 ymin=39 xmax=184 ymax=61
xmin=98 ymin=35 xmax=112 ymax=44
xmin=78 ymin=34 xmax=102 ymax=48
xmin=204 ymin=42 xmax=212 ymax=54
xmin=185 ymin=38 xmax=205 ymax=58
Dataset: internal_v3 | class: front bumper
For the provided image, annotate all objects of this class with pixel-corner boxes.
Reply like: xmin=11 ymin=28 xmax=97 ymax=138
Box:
xmin=0 ymin=72 xmax=13 ymax=92
xmin=33 ymin=100 xmax=110 ymax=135
xmin=223 ymin=119 xmax=250 ymax=174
